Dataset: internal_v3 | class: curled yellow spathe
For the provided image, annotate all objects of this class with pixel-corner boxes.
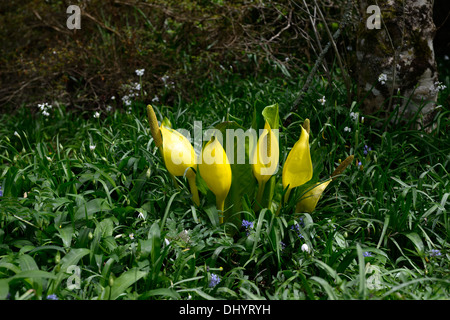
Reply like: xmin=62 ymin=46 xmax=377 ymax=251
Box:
xmin=252 ymin=120 xmax=279 ymax=185
xmin=252 ymin=121 xmax=279 ymax=207
xmin=282 ymin=125 xmax=313 ymax=203
xmin=160 ymin=125 xmax=199 ymax=206
xmin=295 ymin=179 xmax=331 ymax=213
xmin=146 ymin=105 xmax=162 ymax=149
xmin=198 ymin=137 xmax=232 ymax=223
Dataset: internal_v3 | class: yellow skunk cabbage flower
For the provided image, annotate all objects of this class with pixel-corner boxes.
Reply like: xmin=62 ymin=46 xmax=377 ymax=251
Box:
xmin=295 ymin=179 xmax=331 ymax=213
xmin=160 ymin=125 xmax=200 ymax=206
xmin=252 ymin=120 xmax=279 ymax=205
xmin=198 ymin=137 xmax=232 ymax=223
xmin=282 ymin=125 xmax=313 ymax=203
xmin=146 ymin=105 xmax=163 ymax=149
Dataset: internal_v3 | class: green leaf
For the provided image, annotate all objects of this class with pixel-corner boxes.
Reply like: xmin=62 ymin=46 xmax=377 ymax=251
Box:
xmin=75 ymin=198 xmax=113 ymax=220
xmin=403 ymin=232 xmax=424 ymax=255
xmin=17 ymin=254 xmax=39 ymax=271
xmin=142 ymin=288 xmax=181 ymax=300
xmin=0 ymin=279 xmax=9 ymax=300
xmin=10 ymin=270 xmax=56 ymax=281
xmin=94 ymin=218 xmax=115 ymax=238
xmin=356 ymin=243 xmax=367 ymax=299
xmin=148 ymin=221 xmax=161 ymax=266
xmin=57 ymin=225 xmax=73 ymax=248
xmin=261 ymin=103 xmax=280 ymax=130
xmin=110 ymin=268 xmax=146 ymax=300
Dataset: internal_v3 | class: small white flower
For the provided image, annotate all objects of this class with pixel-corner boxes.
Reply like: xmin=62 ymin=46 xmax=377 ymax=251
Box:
xmin=93 ymin=111 xmax=100 ymax=118
xmin=135 ymin=69 xmax=145 ymax=77
xmin=378 ymin=73 xmax=387 ymax=85
xmin=46 ymin=156 xmax=52 ymax=162
xmin=14 ymin=131 xmax=20 ymax=138
xmin=106 ymin=105 xmax=112 ymax=112
xmin=129 ymin=233 xmax=135 ymax=240
xmin=344 ymin=126 xmax=351 ymax=132
xmin=301 ymin=243 xmax=310 ymax=253
xmin=161 ymin=75 xmax=169 ymax=83
xmin=152 ymin=95 xmax=159 ymax=103
xmin=89 ymin=144 xmax=96 ymax=151
xmin=42 ymin=110 xmax=50 ymax=117
xmin=435 ymin=81 xmax=447 ymax=91
xmin=350 ymin=112 xmax=358 ymax=121
xmin=444 ymin=55 xmax=449 ymax=61
xmin=137 ymin=211 xmax=145 ymax=219
xmin=133 ymin=82 xmax=141 ymax=91
xmin=111 ymin=96 xmax=115 ymax=100
xmin=318 ymin=96 xmax=326 ymax=106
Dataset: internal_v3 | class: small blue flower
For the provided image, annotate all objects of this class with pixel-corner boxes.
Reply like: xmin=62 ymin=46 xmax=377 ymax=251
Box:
xmin=242 ymin=220 xmax=253 ymax=229
xmin=363 ymin=251 xmax=372 ymax=257
xmin=0 ymin=186 xmax=2 ymax=197
xmin=242 ymin=220 xmax=254 ymax=236
xmin=46 ymin=294 xmax=58 ymax=300
xmin=429 ymin=249 xmax=441 ymax=257
xmin=298 ymin=217 xmax=305 ymax=227
xmin=291 ymin=223 xmax=304 ymax=239
xmin=209 ymin=273 xmax=221 ymax=288
xmin=363 ymin=145 xmax=372 ymax=156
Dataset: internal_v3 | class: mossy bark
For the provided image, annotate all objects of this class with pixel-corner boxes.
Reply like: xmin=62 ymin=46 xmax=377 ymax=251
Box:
xmin=356 ymin=0 xmax=439 ymax=128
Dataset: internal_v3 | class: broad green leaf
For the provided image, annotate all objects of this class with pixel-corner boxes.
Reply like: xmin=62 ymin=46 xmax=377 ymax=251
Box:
xmin=18 ymin=254 xmax=39 ymax=271
xmin=57 ymin=225 xmax=73 ymax=248
xmin=0 ymin=279 xmax=9 ymax=300
xmin=75 ymin=198 xmax=113 ymax=220
xmin=148 ymin=221 xmax=161 ymax=266
xmin=110 ymin=268 xmax=147 ymax=300
xmin=143 ymin=288 xmax=181 ymax=300
xmin=261 ymin=103 xmax=280 ymax=130
xmin=94 ymin=218 xmax=115 ymax=238
xmin=310 ymin=276 xmax=336 ymax=300
xmin=403 ymin=232 xmax=424 ymax=255
xmin=10 ymin=270 xmax=56 ymax=281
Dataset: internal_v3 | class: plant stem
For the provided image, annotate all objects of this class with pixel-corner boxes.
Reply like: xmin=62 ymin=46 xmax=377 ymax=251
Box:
xmin=217 ymin=198 xmax=225 ymax=224
xmin=253 ymin=180 xmax=266 ymax=212
xmin=186 ymin=170 xmax=200 ymax=206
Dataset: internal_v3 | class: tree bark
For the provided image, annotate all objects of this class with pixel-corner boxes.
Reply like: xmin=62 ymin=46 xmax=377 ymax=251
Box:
xmin=356 ymin=0 xmax=439 ymax=129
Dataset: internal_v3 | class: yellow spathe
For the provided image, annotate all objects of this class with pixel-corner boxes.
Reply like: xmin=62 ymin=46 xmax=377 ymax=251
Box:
xmin=296 ymin=180 xmax=331 ymax=213
xmin=282 ymin=125 xmax=313 ymax=203
xmin=252 ymin=120 xmax=279 ymax=185
xmin=160 ymin=124 xmax=199 ymax=205
xmin=198 ymin=137 xmax=232 ymax=222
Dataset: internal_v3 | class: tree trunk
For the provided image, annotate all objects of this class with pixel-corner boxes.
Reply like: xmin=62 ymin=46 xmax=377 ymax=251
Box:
xmin=356 ymin=0 xmax=439 ymax=129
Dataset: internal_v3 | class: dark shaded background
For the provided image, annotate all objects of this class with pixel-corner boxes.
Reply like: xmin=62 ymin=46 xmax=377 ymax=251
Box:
xmin=0 ymin=0 xmax=448 ymax=113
